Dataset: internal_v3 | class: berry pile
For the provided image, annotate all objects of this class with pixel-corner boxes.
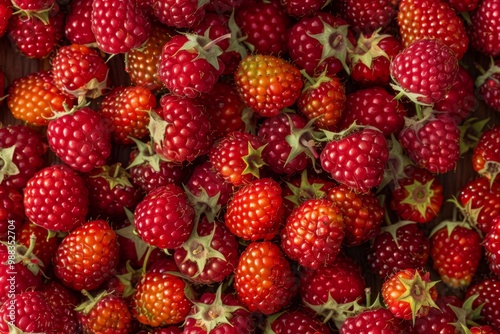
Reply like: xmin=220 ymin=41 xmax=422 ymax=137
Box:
xmin=1 ymin=0 xmax=500 ymax=333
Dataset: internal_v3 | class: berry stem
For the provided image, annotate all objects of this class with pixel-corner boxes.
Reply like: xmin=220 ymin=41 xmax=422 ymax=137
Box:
xmin=203 ymin=33 xmax=232 ymax=51
xmin=140 ymin=246 xmax=155 ymax=275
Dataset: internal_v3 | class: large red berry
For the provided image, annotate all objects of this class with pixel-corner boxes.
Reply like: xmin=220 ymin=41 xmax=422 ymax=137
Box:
xmin=76 ymin=292 xmax=133 ymax=334
xmin=0 ymin=291 xmax=55 ymax=333
xmin=99 ymin=85 xmax=156 ymax=144
xmin=335 ymin=0 xmax=398 ymax=34
xmin=174 ymin=218 xmax=239 ymax=284
xmin=413 ymin=294 xmax=463 ymax=334
xmin=457 ymin=176 xmax=500 ymax=235
xmin=23 ymin=164 xmax=89 ymax=233
xmin=0 ymin=124 xmax=47 ymax=190
xmin=51 ymin=43 xmax=109 ymax=100
xmin=183 ymin=285 xmax=254 ymax=333
xmin=472 ymin=125 xmax=500 ymax=183
xmin=158 ymin=33 xmax=225 ymax=98
xmin=64 ymin=0 xmax=95 ymax=44
xmin=367 ymin=220 xmax=430 ymax=279
xmin=234 ymin=54 xmax=303 ymax=118
xmin=134 ymin=184 xmax=195 ymax=250
xmin=46 ymin=106 xmax=112 ymax=173
xmin=53 ymin=219 xmax=120 ymax=291
xmin=7 ymin=70 xmax=75 ymax=126
xmin=127 ymin=138 xmax=187 ymax=194
xmin=397 ymin=0 xmax=469 ymax=59
xmin=195 ymin=81 xmax=248 ymax=140
xmin=131 ymin=263 xmax=193 ymax=327
xmin=398 ymin=111 xmax=460 ymax=174
xmin=476 ymin=59 xmax=500 ymax=113
xmin=300 ymin=256 xmax=366 ymax=323
xmin=389 ymin=165 xmax=444 ymax=224
xmin=484 ymin=217 xmax=500 ymax=277
xmin=0 ymin=185 xmax=23 ymax=241
xmin=149 ymin=94 xmax=212 ymax=163
xmin=327 ymin=184 xmax=384 ymax=246
xmin=125 ymin=23 xmax=172 ymax=91
xmin=268 ymin=308 xmax=331 ymax=334
xmin=349 ymin=30 xmax=402 ymax=87
xmin=40 ymin=281 xmax=80 ymax=333
xmin=287 ymin=12 xmax=356 ymax=77
xmin=234 ymin=241 xmax=297 ymax=314
xmin=468 ymin=0 xmax=500 ymax=57
xmin=338 ymin=86 xmax=406 ymax=137
xmin=7 ymin=10 xmax=64 ymax=59
xmin=209 ymin=130 xmax=266 ymax=186
xmin=234 ymin=0 xmax=291 ymax=55
xmin=225 ymin=178 xmax=284 ymax=241
xmin=257 ymin=113 xmax=317 ymax=175
xmin=184 ymin=160 xmax=233 ymax=208
xmin=91 ymin=0 xmax=151 ymax=54
xmin=0 ymin=0 xmax=12 ymax=38
xmin=297 ymin=73 xmax=346 ymax=131
xmin=340 ymin=307 xmax=403 ymax=334
xmin=429 ymin=221 xmax=483 ymax=289
xmin=280 ymin=198 xmax=345 ymax=269
xmin=466 ymin=278 xmax=500 ymax=329
xmin=434 ymin=65 xmax=476 ymax=123
xmin=390 ymin=38 xmax=459 ymax=105
xmin=381 ymin=269 xmax=439 ymax=323
xmin=320 ymin=124 xmax=389 ymax=193
xmin=152 ymin=0 xmax=207 ymax=29
xmin=85 ymin=163 xmax=143 ymax=219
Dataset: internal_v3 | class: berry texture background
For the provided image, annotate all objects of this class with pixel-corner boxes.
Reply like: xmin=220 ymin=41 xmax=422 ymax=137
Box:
xmin=2 ymin=0 xmax=500 ymax=331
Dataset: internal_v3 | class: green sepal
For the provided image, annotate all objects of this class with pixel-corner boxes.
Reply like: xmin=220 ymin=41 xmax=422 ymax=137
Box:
xmin=74 ymin=289 xmax=108 ymax=314
xmin=126 ymin=137 xmax=165 ymax=172
xmin=399 ymin=178 xmax=438 ymax=220
xmin=303 ymin=293 xmax=367 ymax=328
xmin=116 ymin=208 xmax=150 ymax=263
xmin=1 ymin=235 xmax=45 ymax=276
xmin=178 ymin=31 xmax=224 ymax=71
xmin=307 ymin=19 xmax=353 ymax=75
xmin=241 ymin=142 xmax=267 ymax=178
xmin=301 ymin=69 xmax=332 ymax=92
xmin=475 ymin=56 xmax=500 ymax=88
xmin=377 ymin=133 xmax=413 ymax=193
xmin=396 ymin=271 xmax=439 ymax=325
xmin=114 ymin=261 xmax=142 ymax=298
xmin=390 ymin=83 xmax=433 ymax=108
xmin=0 ymin=145 xmax=20 ymax=184
xmin=89 ymin=163 xmax=133 ymax=189
xmin=458 ymin=117 xmax=490 ymax=156
xmin=178 ymin=219 xmax=226 ymax=279
xmin=226 ymin=8 xmax=249 ymax=60
xmin=184 ymin=284 xmax=246 ymax=332
xmin=147 ymin=110 xmax=170 ymax=150
xmin=447 ymin=196 xmax=484 ymax=237
xmin=12 ymin=6 xmax=52 ymax=25
xmin=428 ymin=219 xmax=472 ymax=239
xmin=263 ymin=311 xmax=284 ymax=334
xmin=449 ymin=294 xmax=485 ymax=330
xmin=284 ymin=169 xmax=327 ymax=207
xmin=321 ymin=120 xmax=365 ymax=142
xmin=283 ymin=113 xmax=325 ymax=168
xmin=183 ymin=185 xmax=221 ymax=223
xmin=380 ymin=220 xmax=417 ymax=249
xmin=349 ymin=28 xmax=391 ymax=69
